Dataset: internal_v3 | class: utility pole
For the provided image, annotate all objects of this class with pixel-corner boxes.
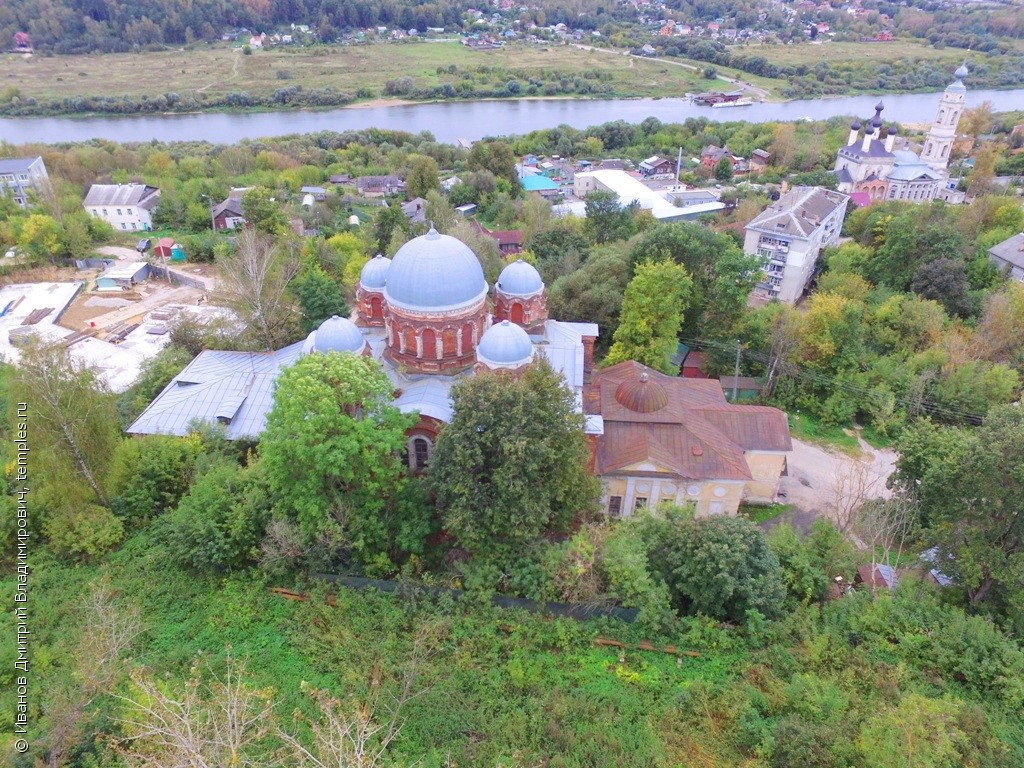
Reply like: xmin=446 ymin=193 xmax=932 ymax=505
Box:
xmin=676 ymin=146 xmax=683 ymax=181
xmin=732 ymin=339 xmax=741 ymax=402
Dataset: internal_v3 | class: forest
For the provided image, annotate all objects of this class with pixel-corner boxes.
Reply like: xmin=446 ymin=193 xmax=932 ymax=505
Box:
xmin=3 ymin=111 xmax=1024 ymax=764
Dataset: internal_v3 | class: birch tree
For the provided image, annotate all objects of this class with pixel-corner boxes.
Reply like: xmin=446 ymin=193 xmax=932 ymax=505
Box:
xmin=14 ymin=340 xmax=120 ymax=507
xmin=217 ymin=228 xmax=301 ymax=351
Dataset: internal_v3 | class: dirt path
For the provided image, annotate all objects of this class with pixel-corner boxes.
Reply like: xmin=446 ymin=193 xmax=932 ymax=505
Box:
xmin=571 ymin=43 xmax=770 ymax=100
xmin=780 ymin=436 xmax=896 ymax=524
xmin=197 ymin=48 xmax=240 ymax=93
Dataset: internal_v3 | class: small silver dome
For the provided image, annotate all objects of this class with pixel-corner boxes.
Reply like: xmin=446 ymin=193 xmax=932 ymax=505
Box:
xmin=850 ymin=120 xmax=861 ymax=130
xmin=955 ymin=61 xmax=969 ymax=80
xmin=303 ymin=315 xmax=366 ymax=355
xmin=384 ymin=229 xmax=487 ymax=312
xmin=360 ymin=254 xmax=391 ymax=290
xmin=476 ymin=320 xmax=534 ymax=369
xmin=892 ymin=149 xmax=922 ymax=165
xmin=496 ymin=259 xmax=544 ymax=297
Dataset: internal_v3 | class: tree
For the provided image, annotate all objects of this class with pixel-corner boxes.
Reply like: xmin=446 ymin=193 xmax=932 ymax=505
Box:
xmin=43 ymin=579 xmax=141 ymax=768
xmin=260 ymin=352 xmax=420 ymax=567
xmin=583 ymin=189 xmax=635 ymax=244
xmin=291 ymin=264 xmax=348 ymax=333
xmin=113 ymin=655 xmax=276 ymax=768
xmin=604 ymin=260 xmax=692 ymax=374
xmin=13 ymin=341 xmax=120 ymax=509
xmin=714 ymin=156 xmax=734 ymax=182
xmin=856 ymin=492 xmax=918 ymax=578
xmin=548 ymin=245 xmax=632 ymax=340
xmin=650 ymin=515 xmax=786 ymax=622
xmin=373 ymin=202 xmax=406 ymax=256
xmin=164 ymin=460 xmax=270 ymax=572
xmin=430 ymin=359 xmax=599 ymax=556
xmin=629 ymin=222 xmax=757 ymax=339
xmin=406 ymin=155 xmax=440 ymax=199
xmin=857 ymin=694 xmax=966 ymax=768
xmin=241 ymin=186 xmax=287 ymax=234
xmin=107 ymin=434 xmax=201 ymax=525
xmin=18 ymin=212 xmax=65 ymax=263
xmin=467 ymin=140 xmax=519 ymax=190
xmin=911 ymin=258 xmax=972 ymax=317
xmin=216 ymin=229 xmax=301 ymax=351
xmin=529 ymin=219 xmax=591 ymax=280
xmin=893 ymin=406 xmax=1024 ymax=618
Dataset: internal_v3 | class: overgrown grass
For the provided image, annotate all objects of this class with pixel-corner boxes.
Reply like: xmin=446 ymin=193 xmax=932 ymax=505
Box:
xmin=5 ymin=529 xmax=1024 ymax=766
xmin=859 ymin=423 xmax=896 ymax=450
xmin=787 ymin=412 xmax=861 ymax=455
xmin=739 ymin=502 xmax=792 ymax=524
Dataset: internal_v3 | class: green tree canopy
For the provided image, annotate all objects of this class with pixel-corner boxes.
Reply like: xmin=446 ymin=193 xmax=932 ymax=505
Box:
xmin=651 ymin=514 xmax=786 ymax=622
xmin=604 ymin=259 xmax=692 ymax=374
xmin=583 ymin=189 xmax=635 ymax=244
xmin=241 ymin=186 xmax=287 ymax=235
xmin=430 ymin=359 xmax=599 ymax=557
xmin=260 ymin=352 xmax=420 ymax=567
xmin=893 ymin=405 xmax=1024 ymax=624
xmin=406 ymin=155 xmax=440 ymax=199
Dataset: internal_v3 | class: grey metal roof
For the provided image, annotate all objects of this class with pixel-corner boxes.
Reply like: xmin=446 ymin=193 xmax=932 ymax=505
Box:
xmin=988 ymin=232 xmax=1024 ymax=270
xmin=83 ymin=183 xmax=160 ymax=210
xmin=383 ymin=229 xmax=488 ymax=312
xmin=477 ymin=320 xmax=534 ymax=367
xmin=127 ymin=342 xmax=304 ymax=439
xmin=496 ymin=259 xmax=543 ymax=297
xmin=0 ymin=157 xmax=41 ymax=173
xmin=746 ymin=186 xmax=848 ymax=240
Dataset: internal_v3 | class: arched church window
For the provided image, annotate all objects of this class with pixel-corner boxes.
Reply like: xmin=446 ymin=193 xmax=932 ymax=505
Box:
xmin=410 ymin=436 xmax=432 ymax=471
xmin=938 ymin=109 xmax=945 ymax=122
xmin=925 ymin=142 xmax=933 ymax=155
xmin=941 ymin=145 xmax=948 ymax=158
xmin=422 ymin=328 xmax=437 ymax=360
xmin=370 ymin=295 xmax=382 ymax=318
xmin=510 ymin=303 xmax=525 ymax=325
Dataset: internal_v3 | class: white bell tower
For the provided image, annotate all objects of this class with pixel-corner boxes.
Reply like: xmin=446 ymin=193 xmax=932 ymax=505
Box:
xmin=921 ymin=62 xmax=968 ymax=172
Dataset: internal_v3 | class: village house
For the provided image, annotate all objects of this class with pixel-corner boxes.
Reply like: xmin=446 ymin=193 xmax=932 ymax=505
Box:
xmin=987 ymin=232 xmax=1024 ymax=281
xmin=638 ymin=156 xmax=677 ymax=177
xmin=357 ymin=175 xmax=406 ymax=197
xmin=585 ymin=362 xmax=791 ymax=517
xmin=83 ymin=183 xmax=160 ymax=232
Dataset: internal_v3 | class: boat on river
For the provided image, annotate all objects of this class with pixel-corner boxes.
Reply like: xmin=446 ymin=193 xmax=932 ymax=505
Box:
xmin=711 ymin=98 xmax=754 ymax=108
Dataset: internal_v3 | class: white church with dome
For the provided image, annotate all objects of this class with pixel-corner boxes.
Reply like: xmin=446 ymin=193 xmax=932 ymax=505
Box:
xmin=834 ymin=62 xmax=969 ymax=204
xmin=129 ymin=229 xmax=598 ymax=470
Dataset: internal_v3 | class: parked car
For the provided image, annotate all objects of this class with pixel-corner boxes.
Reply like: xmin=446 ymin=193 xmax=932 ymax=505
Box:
xmin=136 ymin=238 xmax=152 ymax=253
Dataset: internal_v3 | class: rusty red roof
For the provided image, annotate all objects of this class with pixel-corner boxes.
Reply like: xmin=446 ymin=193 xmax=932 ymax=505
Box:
xmin=589 ymin=361 xmax=791 ymax=481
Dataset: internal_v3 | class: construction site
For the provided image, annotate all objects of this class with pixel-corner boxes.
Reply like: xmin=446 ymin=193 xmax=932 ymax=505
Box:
xmin=0 ymin=250 xmax=221 ymax=391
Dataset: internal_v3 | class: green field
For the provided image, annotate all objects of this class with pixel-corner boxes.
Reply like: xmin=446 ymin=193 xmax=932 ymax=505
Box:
xmin=726 ymin=38 xmax=967 ymax=68
xmin=0 ymin=41 xmax=715 ymax=105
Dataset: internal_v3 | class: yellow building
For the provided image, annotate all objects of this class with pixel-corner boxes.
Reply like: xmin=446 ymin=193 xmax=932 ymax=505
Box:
xmin=586 ymin=362 xmax=791 ymax=517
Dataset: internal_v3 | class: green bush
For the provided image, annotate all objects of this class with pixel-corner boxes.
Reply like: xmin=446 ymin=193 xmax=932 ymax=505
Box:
xmin=108 ymin=434 xmax=202 ymax=525
xmin=162 ymin=461 xmax=270 ymax=572
xmin=44 ymin=504 xmax=124 ymax=560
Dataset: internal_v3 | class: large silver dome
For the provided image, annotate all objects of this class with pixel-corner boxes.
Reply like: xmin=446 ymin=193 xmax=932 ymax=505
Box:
xmin=359 ymin=254 xmax=391 ymax=290
xmin=302 ymin=315 xmax=367 ymax=355
xmin=496 ymin=259 xmax=544 ymax=297
xmin=383 ymin=229 xmax=487 ymax=312
xmin=476 ymin=320 xmax=535 ymax=369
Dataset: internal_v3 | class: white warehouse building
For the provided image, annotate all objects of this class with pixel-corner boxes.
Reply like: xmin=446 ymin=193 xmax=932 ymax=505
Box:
xmin=573 ymin=170 xmax=725 ymax=222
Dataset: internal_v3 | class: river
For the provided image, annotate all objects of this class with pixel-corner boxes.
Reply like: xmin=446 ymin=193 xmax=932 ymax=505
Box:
xmin=2 ymin=88 xmax=1022 ymax=145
